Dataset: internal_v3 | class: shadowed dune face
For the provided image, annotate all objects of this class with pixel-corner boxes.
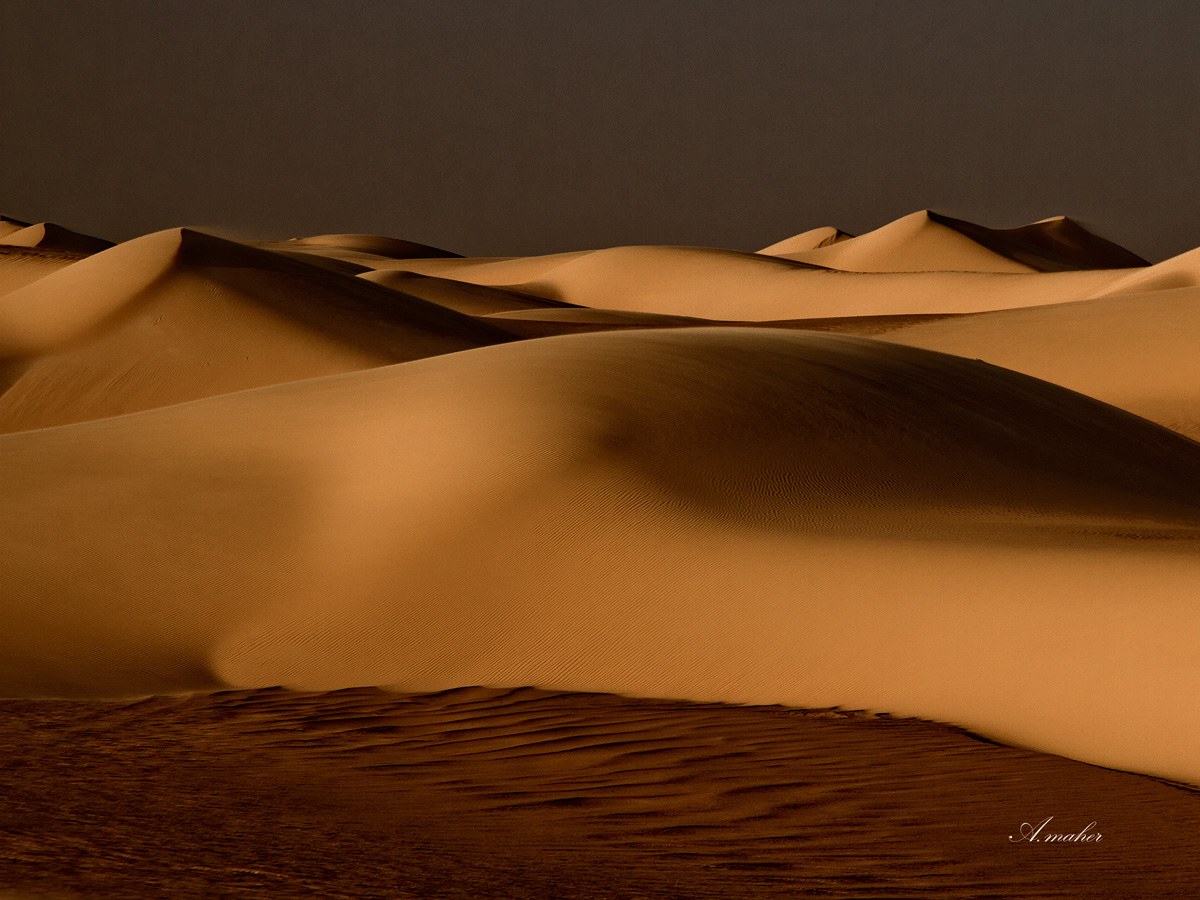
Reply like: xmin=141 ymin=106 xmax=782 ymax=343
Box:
xmin=0 ymin=228 xmax=516 ymax=432
xmin=1088 ymin=244 xmax=1200 ymax=296
xmin=770 ymin=210 xmax=1041 ymax=273
xmin=381 ymin=244 xmax=1131 ymax=319
xmin=0 ymin=221 xmax=114 ymax=254
xmin=5 ymin=207 xmax=1200 ymax=805
xmin=0 ymin=244 xmax=86 ymax=297
xmin=765 ymin=210 xmax=1149 ymax=273
xmin=359 ymin=268 xmax=579 ymax=315
xmin=248 ymin=233 xmax=462 ymax=270
xmin=6 ymin=327 xmax=1200 ymax=784
xmin=927 ymin=212 xmax=1151 ymax=271
xmin=287 ymin=232 xmax=462 ymax=259
xmin=832 ymin=287 xmax=1200 ymax=440
xmin=757 ymin=224 xmax=853 ymax=255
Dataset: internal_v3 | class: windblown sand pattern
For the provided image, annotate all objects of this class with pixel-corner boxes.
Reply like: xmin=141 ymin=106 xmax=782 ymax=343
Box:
xmin=4 ymin=688 xmax=1200 ymax=899
xmin=2 ymin=209 xmax=1198 ymax=896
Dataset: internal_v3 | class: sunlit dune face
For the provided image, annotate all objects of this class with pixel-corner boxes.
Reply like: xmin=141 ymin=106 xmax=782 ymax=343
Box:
xmin=3 ymin=210 xmax=1200 ymax=792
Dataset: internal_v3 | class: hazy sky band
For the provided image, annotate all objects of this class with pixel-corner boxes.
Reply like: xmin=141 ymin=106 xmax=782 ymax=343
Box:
xmin=2 ymin=0 xmax=1198 ymax=259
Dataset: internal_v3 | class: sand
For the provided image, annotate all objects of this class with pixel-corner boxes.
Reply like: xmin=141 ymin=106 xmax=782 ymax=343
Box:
xmin=0 ymin=228 xmax=514 ymax=432
xmin=4 ymin=688 xmax=1200 ymax=899
xmin=2 ymin=208 xmax=1198 ymax=897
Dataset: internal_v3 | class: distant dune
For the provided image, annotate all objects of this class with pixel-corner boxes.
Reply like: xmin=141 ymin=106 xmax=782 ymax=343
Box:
xmin=375 ymin=244 xmax=1131 ymax=319
xmin=0 ymin=221 xmax=114 ymax=254
xmin=760 ymin=210 xmax=1149 ymax=272
xmin=0 ymin=228 xmax=514 ymax=432
xmin=3 ymin=209 xmax=1200 ymax=897
xmin=830 ymin=287 xmax=1200 ymax=440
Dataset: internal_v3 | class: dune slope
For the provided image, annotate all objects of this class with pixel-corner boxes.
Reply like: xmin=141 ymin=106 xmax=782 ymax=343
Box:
xmin=0 ymin=228 xmax=515 ymax=431
xmin=0 ymin=221 xmax=114 ymax=254
xmin=934 ymin=212 xmax=1150 ymax=271
xmin=0 ymin=244 xmax=85 ymax=297
xmin=4 ymin=328 xmax=1200 ymax=785
xmin=833 ymin=287 xmax=1200 ymax=439
xmin=768 ymin=210 xmax=1148 ymax=273
xmin=380 ymin=244 xmax=1127 ymax=319
xmin=770 ymin=210 xmax=1040 ymax=272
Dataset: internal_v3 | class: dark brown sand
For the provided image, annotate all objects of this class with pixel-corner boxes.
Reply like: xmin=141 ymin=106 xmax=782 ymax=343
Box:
xmin=2 ymin=688 xmax=1198 ymax=899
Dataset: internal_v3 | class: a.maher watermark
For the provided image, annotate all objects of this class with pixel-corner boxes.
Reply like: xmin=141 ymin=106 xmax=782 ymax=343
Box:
xmin=1009 ymin=817 xmax=1102 ymax=843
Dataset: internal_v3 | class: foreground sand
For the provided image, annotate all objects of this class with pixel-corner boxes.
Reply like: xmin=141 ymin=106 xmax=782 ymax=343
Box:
xmin=1 ymin=209 xmax=1198 ymax=896
xmin=3 ymin=687 xmax=1199 ymax=899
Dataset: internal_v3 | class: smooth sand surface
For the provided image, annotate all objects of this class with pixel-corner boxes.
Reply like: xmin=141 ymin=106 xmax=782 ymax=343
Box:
xmin=768 ymin=210 xmax=1041 ymax=272
xmin=763 ymin=210 xmax=1148 ymax=273
xmin=5 ymin=327 xmax=1200 ymax=785
xmin=0 ymin=244 xmax=85 ymax=297
xmin=0 ymin=228 xmax=514 ymax=432
xmin=360 ymin=268 xmax=579 ymax=315
xmin=2 ymin=208 xmax=1198 ymax=896
xmin=830 ymin=287 xmax=1200 ymax=440
xmin=0 ymin=221 xmax=114 ymax=254
xmin=377 ymin=244 xmax=1130 ymax=319
xmin=757 ymin=224 xmax=853 ymax=254
xmin=1087 ymin=244 xmax=1200 ymax=296
xmin=250 ymin=232 xmax=462 ymax=269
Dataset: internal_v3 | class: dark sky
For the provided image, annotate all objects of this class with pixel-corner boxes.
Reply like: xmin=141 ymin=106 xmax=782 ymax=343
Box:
xmin=2 ymin=0 xmax=1199 ymax=260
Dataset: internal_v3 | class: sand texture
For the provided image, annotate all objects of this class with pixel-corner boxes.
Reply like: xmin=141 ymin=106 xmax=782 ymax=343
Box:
xmin=1 ymin=209 xmax=1198 ymax=896
xmin=4 ymin=688 xmax=1200 ymax=899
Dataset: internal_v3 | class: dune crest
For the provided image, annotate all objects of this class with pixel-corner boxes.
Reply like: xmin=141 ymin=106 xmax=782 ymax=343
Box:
xmin=289 ymin=232 xmax=461 ymax=259
xmin=828 ymin=286 xmax=1200 ymax=440
xmin=5 ymin=328 xmax=1200 ymax=785
xmin=0 ymin=228 xmax=514 ymax=432
xmin=1087 ymin=244 xmax=1200 ymax=297
xmin=768 ymin=209 xmax=1148 ymax=274
xmin=5 ymin=206 xmax=1200 ymax=802
xmin=757 ymin=225 xmax=853 ymax=255
xmin=375 ymin=244 xmax=1128 ymax=319
xmin=770 ymin=210 xmax=1040 ymax=272
xmin=0 ymin=214 xmax=33 ymax=238
xmin=941 ymin=213 xmax=1150 ymax=271
xmin=0 ymin=221 xmax=114 ymax=255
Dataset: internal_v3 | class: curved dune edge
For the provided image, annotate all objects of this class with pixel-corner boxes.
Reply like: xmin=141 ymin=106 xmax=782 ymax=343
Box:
xmin=832 ymin=286 xmax=1200 ymax=441
xmin=0 ymin=243 xmax=86 ymax=298
xmin=381 ymin=245 xmax=1130 ymax=319
xmin=5 ymin=328 xmax=1200 ymax=786
xmin=0 ymin=221 xmax=114 ymax=255
xmin=0 ymin=228 xmax=516 ymax=432
xmin=1088 ymin=244 xmax=1200 ymax=296
xmin=761 ymin=210 xmax=1148 ymax=273
xmin=757 ymin=224 xmax=853 ymax=255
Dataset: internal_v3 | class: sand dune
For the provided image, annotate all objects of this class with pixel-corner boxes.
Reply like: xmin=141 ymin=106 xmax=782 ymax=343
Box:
xmin=0 ymin=244 xmax=86 ymax=297
xmin=0 ymin=214 xmax=33 ymax=238
xmin=829 ymin=287 xmax=1200 ymax=440
xmin=5 ymin=206 xmax=1200 ymax=900
xmin=765 ymin=210 xmax=1148 ymax=273
xmin=768 ymin=210 xmax=1042 ymax=272
xmin=757 ymin=224 xmax=853 ymax=255
xmin=251 ymin=232 xmax=462 ymax=269
xmin=0 ymin=221 xmax=114 ymax=254
xmin=289 ymin=232 xmax=462 ymax=259
xmin=1086 ymin=244 xmax=1200 ymax=297
xmin=0 ymin=228 xmax=514 ymax=432
xmin=5 ymin=327 xmax=1200 ymax=785
xmin=361 ymin=269 xmax=578 ymax=315
xmin=377 ymin=244 xmax=1129 ymax=319
xmin=940 ymin=213 xmax=1150 ymax=271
